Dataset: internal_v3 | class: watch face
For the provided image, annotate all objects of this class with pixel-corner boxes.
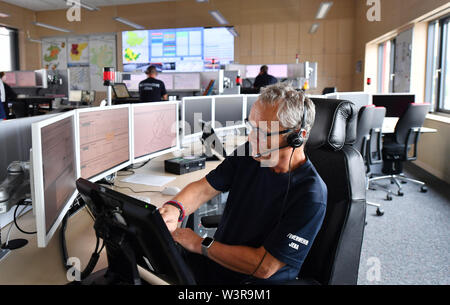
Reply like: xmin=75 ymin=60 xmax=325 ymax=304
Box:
xmin=202 ymin=237 xmax=214 ymax=248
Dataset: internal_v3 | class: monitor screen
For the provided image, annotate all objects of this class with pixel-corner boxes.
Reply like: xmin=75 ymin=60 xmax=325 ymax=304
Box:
xmin=122 ymin=27 xmax=234 ymax=72
xmin=245 ymin=65 xmax=288 ymax=78
xmin=123 ymin=73 xmax=147 ymax=91
xmin=156 ymin=73 xmax=174 ymax=91
xmin=372 ymin=94 xmax=415 ymax=117
xmin=183 ymin=97 xmax=213 ymax=137
xmin=69 ymin=90 xmax=82 ymax=102
xmin=133 ymin=102 xmax=178 ymax=160
xmin=3 ymin=71 xmax=16 ymax=86
xmin=79 ymin=107 xmax=130 ymax=180
xmin=214 ymin=96 xmax=244 ymax=130
xmin=174 ymin=73 xmax=201 ymax=91
xmin=32 ymin=112 xmax=78 ymax=248
xmin=246 ymin=95 xmax=259 ymax=117
xmin=113 ymin=83 xmax=131 ymax=98
xmin=15 ymin=71 xmax=36 ymax=87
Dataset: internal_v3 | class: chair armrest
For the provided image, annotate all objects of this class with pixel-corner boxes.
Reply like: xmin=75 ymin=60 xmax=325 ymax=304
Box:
xmin=201 ymin=215 xmax=222 ymax=228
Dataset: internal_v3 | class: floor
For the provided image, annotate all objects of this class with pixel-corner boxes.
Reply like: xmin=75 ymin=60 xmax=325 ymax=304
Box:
xmin=358 ymin=163 xmax=450 ymax=285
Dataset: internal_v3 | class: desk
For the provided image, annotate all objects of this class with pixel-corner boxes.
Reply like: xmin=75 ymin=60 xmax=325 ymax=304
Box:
xmin=0 ymin=139 xmax=240 ymax=284
xmin=12 ymin=96 xmax=56 ymax=117
xmin=382 ymin=117 xmax=438 ymax=134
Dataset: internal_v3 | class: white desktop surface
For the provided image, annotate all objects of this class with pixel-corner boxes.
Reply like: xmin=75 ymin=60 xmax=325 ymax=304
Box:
xmin=382 ymin=117 xmax=437 ymax=134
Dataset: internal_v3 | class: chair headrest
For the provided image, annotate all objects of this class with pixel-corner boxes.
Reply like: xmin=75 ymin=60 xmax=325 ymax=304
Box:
xmin=306 ymin=98 xmax=358 ymax=151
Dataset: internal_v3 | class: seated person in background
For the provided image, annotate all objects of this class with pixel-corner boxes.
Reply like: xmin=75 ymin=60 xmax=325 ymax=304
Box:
xmin=253 ymin=65 xmax=278 ymax=91
xmin=139 ymin=65 xmax=168 ymax=102
xmin=160 ymin=82 xmax=327 ymax=285
xmin=0 ymin=72 xmax=17 ymax=119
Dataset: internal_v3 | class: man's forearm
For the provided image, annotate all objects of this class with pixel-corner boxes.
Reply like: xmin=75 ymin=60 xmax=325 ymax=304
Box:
xmin=172 ymin=177 xmax=219 ymax=216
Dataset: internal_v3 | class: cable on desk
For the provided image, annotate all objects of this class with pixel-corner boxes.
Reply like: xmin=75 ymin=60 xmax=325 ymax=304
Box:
xmin=110 ymin=185 xmax=161 ymax=194
xmin=116 ymin=170 xmax=135 ymax=177
xmin=13 ymin=200 xmax=36 ymax=235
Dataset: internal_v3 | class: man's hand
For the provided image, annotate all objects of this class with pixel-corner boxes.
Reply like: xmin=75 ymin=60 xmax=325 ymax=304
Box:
xmin=172 ymin=228 xmax=203 ymax=254
xmin=159 ymin=204 xmax=180 ymax=232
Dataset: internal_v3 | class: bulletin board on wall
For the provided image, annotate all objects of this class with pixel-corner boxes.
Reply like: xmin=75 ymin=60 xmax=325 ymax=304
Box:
xmin=393 ymin=28 xmax=413 ymax=93
xmin=41 ymin=33 xmax=117 ymax=92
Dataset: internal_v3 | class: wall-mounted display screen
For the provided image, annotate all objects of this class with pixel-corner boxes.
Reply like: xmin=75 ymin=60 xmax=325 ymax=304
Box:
xmin=122 ymin=27 xmax=234 ymax=73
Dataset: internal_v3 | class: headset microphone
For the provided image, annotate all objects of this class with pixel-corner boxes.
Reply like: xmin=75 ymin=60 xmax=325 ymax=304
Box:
xmin=254 ymin=144 xmax=290 ymax=159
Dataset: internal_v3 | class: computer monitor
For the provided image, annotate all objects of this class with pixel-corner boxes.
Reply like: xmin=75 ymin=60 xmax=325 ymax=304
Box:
xmin=182 ymin=97 xmax=213 ymax=142
xmin=213 ymin=95 xmax=245 ymax=132
xmin=122 ymin=73 xmax=147 ymax=91
xmin=330 ymin=92 xmax=372 ymax=111
xmin=157 ymin=73 xmax=174 ymax=91
xmin=77 ymin=105 xmax=132 ymax=182
xmin=246 ymin=94 xmax=259 ymax=117
xmin=112 ymin=83 xmax=131 ymax=99
xmin=76 ymin=178 xmax=196 ymax=285
xmin=372 ymin=94 xmax=415 ymax=117
xmin=69 ymin=90 xmax=83 ymax=102
xmin=131 ymin=101 xmax=180 ymax=163
xmin=174 ymin=73 xmax=201 ymax=91
xmin=15 ymin=71 xmax=37 ymax=87
xmin=245 ymin=65 xmax=288 ymax=79
xmin=31 ymin=111 xmax=79 ymax=248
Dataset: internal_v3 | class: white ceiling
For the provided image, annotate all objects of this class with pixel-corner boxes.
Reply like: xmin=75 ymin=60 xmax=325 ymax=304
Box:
xmin=1 ymin=0 xmax=176 ymax=11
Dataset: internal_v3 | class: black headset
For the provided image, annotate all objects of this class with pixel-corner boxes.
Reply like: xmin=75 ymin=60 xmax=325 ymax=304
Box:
xmin=286 ymin=95 xmax=308 ymax=149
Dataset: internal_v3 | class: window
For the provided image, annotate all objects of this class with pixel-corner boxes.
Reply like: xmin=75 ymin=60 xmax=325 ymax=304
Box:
xmin=0 ymin=26 xmax=19 ymax=71
xmin=426 ymin=15 xmax=450 ymax=113
xmin=378 ymin=39 xmax=395 ymax=93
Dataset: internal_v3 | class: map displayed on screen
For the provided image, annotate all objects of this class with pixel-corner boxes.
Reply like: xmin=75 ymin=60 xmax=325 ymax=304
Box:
xmin=122 ymin=27 xmax=234 ymax=72
xmin=133 ymin=103 xmax=178 ymax=159
xmin=79 ymin=108 xmax=130 ymax=179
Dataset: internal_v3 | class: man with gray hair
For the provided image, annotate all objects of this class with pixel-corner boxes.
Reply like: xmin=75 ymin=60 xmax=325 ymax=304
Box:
xmin=161 ymin=83 xmax=327 ymax=284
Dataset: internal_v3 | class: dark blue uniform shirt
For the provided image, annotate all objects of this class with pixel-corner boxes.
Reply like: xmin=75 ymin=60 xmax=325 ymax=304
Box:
xmin=203 ymin=143 xmax=327 ymax=284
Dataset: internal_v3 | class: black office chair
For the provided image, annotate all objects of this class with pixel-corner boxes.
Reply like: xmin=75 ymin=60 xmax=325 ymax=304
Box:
xmin=369 ymin=103 xmax=430 ymax=196
xmin=354 ymin=105 xmax=384 ymax=216
xmin=200 ymin=98 xmax=367 ymax=285
xmin=322 ymin=87 xmax=337 ymax=95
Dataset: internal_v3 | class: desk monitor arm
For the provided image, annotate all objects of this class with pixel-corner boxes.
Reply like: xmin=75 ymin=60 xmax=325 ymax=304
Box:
xmin=0 ymin=161 xmax=31 ymax=252
xmin=199 ymin=120 xmax=226 ymax=162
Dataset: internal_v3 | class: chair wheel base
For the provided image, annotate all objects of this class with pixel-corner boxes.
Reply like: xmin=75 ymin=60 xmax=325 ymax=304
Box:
xmin=398 ymin=191 xmax=404 ymax=196
xmin=376 ymin=208 xmax=384 ymax=216
xmin=421 ymin=186 xmax=428 ymax=193
xmin=386 ymin=194 xmax=393 ymax=201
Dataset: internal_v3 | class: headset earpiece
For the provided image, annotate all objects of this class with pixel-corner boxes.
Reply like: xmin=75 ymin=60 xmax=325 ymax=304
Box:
xmin=286 ymin=97 xmax=308 ymax=149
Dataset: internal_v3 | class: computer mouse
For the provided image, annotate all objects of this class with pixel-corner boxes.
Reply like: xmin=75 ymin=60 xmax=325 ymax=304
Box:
xmin=161 ymin=186 xmax=181 ymax=196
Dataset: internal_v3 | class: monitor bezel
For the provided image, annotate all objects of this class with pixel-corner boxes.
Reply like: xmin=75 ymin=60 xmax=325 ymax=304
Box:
xmin=131 ymin=101 xmax=181 ymax=164
xmin=31 ymin=110 xmax=79 ymax=248
xmin=75 ymin=104 xmax=133 ymax=183
xmin=182 ymin=96 xmax=214 ymax=144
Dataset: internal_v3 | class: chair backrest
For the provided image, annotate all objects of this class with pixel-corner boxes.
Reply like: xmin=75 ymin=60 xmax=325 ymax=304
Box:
xmin=354 ymin=105 xmax=375 ymax=156
xmin=368 ymin=107 xmax=386 ymax=164
xmin=302 ymin=98 xmax=366 ymax=285
xmin=394 ymin=103 xmax=429 ymax=145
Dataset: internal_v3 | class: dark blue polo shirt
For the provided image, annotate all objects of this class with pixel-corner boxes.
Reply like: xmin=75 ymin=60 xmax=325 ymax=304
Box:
xmin=203 ymin=143 xmax=327 ymax=284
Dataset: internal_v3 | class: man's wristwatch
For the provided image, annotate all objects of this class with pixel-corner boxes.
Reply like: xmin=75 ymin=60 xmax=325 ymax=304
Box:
xmin=201 ymin=237 xmax=215 ymax=257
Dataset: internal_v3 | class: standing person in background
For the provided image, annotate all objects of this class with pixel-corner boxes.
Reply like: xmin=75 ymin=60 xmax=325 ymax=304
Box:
xmin=139 ymin=66 xmax=168 ymax=102
xmin=0 ymin=72 xmax=17 ymax=120
xmin=253 ymin=65 xmax=278 ymax=91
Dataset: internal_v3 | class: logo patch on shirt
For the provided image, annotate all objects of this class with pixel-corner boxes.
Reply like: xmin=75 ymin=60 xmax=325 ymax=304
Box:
xmin=287 ymin=233 xmax=309 ymax=246
xmin=288 ymin=242 xmax=299 ymax=250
